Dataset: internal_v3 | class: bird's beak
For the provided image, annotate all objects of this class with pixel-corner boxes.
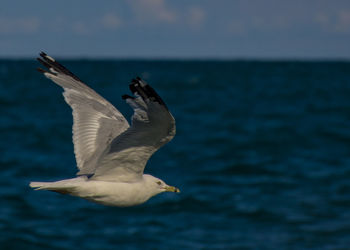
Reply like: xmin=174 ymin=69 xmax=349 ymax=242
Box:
xmin=164 ymin=185 xmax=180 ymax=193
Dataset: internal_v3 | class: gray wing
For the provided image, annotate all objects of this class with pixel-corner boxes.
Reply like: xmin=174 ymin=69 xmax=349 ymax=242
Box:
xmin=37 ymin=52 xmax=130 ymax=175
xmin=91 ymin=77 xmax=176 ymax=182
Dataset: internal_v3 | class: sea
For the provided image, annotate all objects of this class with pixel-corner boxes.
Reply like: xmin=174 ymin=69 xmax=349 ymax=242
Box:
xmin=0 ymin=59 xmax=350 ymax=250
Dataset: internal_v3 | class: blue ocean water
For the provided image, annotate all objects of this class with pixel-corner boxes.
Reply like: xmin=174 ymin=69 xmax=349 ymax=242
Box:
xmin=1 ymin=59 xmax=350 ymax=249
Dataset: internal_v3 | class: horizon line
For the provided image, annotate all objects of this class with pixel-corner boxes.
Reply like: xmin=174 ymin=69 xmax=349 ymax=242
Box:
xmin=0 ymin=55 xmax=349 ymax=62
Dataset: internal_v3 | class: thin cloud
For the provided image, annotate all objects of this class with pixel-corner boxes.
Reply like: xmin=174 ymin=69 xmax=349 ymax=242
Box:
xmin=314 ymin=9 xmax=350 ymax=34
xmin=336 ymin=9 xmax=350 ymax=33
xmin=72 ymin=21 xmax=91 ymax=35
xmin=67 ymin=13 xmax=122 ymax=35
xmin=128 ymin=0 xmax=176 ymax=24
xmin=187 ymin=7 xmax=206 ymax=28
xmin=101 ymin=13 xmax=122 ymax=30
xmin=0 ymin=17 xmax=40 ymax=34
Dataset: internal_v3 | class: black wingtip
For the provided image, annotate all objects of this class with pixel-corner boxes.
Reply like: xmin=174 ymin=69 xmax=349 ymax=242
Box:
xmin=131 ymin=77 xmax=143 ymax=86
xmin=37 ymin=67 xmax=47 ymax=73
xmin=36 ymin=51 xmax=82 ymax=82
xmin=128 ymin=77 xmax=168 ymax=110
xmin=122 ymin=94 xmax=134 ymax=100
xmin=37 ymin=57 xmax=51 ymax=69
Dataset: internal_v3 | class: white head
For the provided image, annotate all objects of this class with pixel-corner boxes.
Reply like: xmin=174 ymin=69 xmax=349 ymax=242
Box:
xmin=143 ymin=174 xmax=180 ymax=197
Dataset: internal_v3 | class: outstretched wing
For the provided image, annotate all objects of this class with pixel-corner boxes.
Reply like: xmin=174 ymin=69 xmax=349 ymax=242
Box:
xmin=91 ymin=77 xmax=176 ymax=182
xmin=37 ymin=52 xmax=130 ymax=175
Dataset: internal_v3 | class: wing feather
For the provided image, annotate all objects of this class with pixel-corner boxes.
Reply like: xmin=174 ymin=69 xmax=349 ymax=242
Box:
xmin=37 ymin=53 xmax=175 ymax=182
xmin=37 ymin=52 xmax=130 ymax=175
xmin=91 ymin=77 xmax=176 ymax=182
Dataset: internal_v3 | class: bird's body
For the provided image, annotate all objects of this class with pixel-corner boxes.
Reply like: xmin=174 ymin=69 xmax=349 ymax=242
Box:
xmin=30 ymin=52 xmax=180 ymax=206
xmin=31 ymin=175 xmax=167 ymax=207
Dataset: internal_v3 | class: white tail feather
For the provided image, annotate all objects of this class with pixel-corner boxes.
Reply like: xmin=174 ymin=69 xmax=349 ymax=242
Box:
xmin=29 ymin=181 xmax=49 ymax=190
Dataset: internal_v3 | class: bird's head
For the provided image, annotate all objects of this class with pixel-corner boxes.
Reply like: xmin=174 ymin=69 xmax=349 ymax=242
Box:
xmin=144 ymin=174 xmax=180 ymax=195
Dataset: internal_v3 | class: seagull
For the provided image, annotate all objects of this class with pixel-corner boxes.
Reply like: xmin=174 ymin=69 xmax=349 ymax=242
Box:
xmin=30 ymin=52 xmax=180 ymax=207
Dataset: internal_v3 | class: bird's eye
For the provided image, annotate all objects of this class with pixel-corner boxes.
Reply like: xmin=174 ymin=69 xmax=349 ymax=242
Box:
xmin=156 ymin=181 xmax=162 ymax=185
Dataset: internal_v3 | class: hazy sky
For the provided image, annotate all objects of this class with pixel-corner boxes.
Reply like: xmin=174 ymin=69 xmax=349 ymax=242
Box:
xmin=1 ymin=0 xmax=350 ymax=59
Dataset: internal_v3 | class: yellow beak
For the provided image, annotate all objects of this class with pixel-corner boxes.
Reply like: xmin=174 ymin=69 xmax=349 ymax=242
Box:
xmin=164 ymin=186 xmax=180 ymax=193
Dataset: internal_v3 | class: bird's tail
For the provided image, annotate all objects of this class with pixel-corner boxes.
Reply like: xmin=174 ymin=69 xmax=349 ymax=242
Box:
xmin=29 ymin=181 xmax=75 ymax=194
xmin=29 ymin=181 xmax=50 ymax=190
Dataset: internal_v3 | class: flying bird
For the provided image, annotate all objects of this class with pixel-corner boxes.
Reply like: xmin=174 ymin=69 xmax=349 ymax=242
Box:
xmin=30 ymin=52 xmax=180 ymax=207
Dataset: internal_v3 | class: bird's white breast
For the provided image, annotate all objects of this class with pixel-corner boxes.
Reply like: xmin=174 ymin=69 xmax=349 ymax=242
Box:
xmin=71 ymin=179 xmax=154 ymax=207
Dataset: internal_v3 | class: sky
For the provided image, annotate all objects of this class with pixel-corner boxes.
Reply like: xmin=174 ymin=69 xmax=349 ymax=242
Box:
xmin=1 ymin=0 xmax=350 ymax=59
